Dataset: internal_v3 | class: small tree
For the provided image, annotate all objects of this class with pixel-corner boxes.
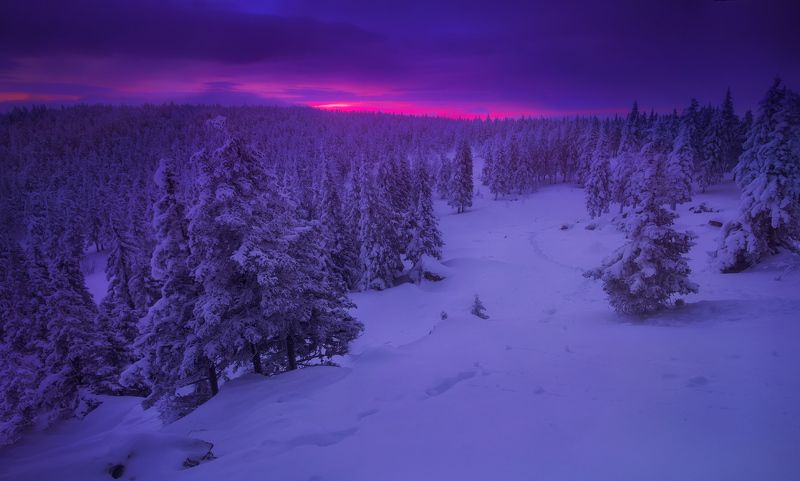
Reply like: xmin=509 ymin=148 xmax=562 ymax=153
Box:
xmin=470 ymin=295 xmax=489 ymax=319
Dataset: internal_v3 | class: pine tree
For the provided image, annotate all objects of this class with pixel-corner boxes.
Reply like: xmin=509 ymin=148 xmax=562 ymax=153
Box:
xmin=36 ymin=210 xmax=104 ymax=429
xmin=470 ymin=294 xmax=489 ymax=319
xmin=95 ymin=220 xmax=141 ymax=393
xmin=406 ymin=161 xmax=444 ymax=282
xmin=665 ymin=120 xmax=696 ymax=210
xmin=577 ymin=119 xmax=601 ymax=185
xmin=357 ymin=167 xmax=403 ymax=290
xmin=481 ymin=148 xmax=495 ymax=187
xmin=612 ymin=102 xmax=646 ymax=211
xmin=188 ymin=137 xmax=294 ymax=391
xmin=269 ymin=219 xmax=363 ymax=371
xmin=436 ymin=153 xmax=453 ymax=200
xmin=343 ymin=161 xmax=365 ymax=288
xmin=716 ymin=79 xmax=800 ymax=271
xmin=586 ymin=154 xmax=698 ymax=315
xmin=122 ymin=158 xmax=206 ymax=416
xmin=318 ymin=163 xmax=358 ymax=290
xmin=448 ymin=140 xmax=474 ymax=213
xmin=0 ymin=233 xmax=40 ymax=445
xmin=584 ymin=126 xmax=613 ymax=218
xmin=488 ymin=140 xmax=511 ymax=199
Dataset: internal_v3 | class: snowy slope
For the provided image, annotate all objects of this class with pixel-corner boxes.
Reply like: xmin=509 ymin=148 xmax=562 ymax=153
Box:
xmin=2 ymin=177 xmax=800 ymax=481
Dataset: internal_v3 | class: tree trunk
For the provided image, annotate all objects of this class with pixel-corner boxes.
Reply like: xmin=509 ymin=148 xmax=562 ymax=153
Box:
xmin=208 ymin=364 xmax=219 ymax=396
xmin=251 ymin=343 xmax=263 ymax=374
xmin=286 ymin=335 xmax=297 ymax=371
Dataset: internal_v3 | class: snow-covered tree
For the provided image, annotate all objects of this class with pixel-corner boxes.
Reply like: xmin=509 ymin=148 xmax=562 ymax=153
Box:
xmin=318 ymin=163 xmax=358 ymax=290
xmin=470 ymin=294 xmax=489 ymax=319
xmin=406 ymin=160 xmax=444 ymax=282
xmin=448 ymin=140 xmax=474 ymax=213
xmin=267 ymin=219 xmax=363 ymax=371
xmin=357 ymin=167 xmax=403 ymax=290
xmin=612 ymin=102 xmax=646 ymax=211
xmin=716 ymin=79 xmax=800 ymax=271
xmin=36 ymin=212 xmax=104 ymax=430
xmin=586 ymin=154 xmax=698 ymax=315
xmin=584 ymin=126 xmax=613 ymax=218
xmin=665 ymin=119 xmax=696 ymax=210
xmin=436 ymin=153 xmax=453 ymax=200
xmin=122 ymin=158 xmax=206 ymax=415
xmin=188 ymin=137 xmax=294 ymax=391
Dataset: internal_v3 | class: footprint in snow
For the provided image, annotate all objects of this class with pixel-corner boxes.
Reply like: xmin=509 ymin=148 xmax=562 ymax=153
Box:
xmin=425 ymin=370 xmax=478 ymax=398
xmin=686 ymin=376 xmax=709 ymax=388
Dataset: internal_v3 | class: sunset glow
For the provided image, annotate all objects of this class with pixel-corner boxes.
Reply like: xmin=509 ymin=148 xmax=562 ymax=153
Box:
xmin=1 ymin=1 xmax=797 ymax=115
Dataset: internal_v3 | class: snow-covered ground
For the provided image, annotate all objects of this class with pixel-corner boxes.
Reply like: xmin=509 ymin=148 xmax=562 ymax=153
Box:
xmin=2 ymin=178 xmax=799 ymax=481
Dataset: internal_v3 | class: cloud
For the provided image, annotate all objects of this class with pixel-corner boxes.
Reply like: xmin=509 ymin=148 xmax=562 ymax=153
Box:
xmin=0 ymin=0 xmax=395 ymax=72
xmin=1 ymin=0 xmax=799 ymax=114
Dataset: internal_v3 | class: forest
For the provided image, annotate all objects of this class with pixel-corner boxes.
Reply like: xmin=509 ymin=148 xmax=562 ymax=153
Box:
xmin=1 ymin=79 xmax=799 ymax=450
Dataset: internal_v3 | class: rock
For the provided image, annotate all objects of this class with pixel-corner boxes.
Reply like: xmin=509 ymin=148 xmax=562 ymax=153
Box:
xmin=560 ymin=224 xmax=571 ymax=230
xmin=584 ymin=223 xmax=598 ymax=231
xmin=708 ymin=220 xmax=723 ymax=228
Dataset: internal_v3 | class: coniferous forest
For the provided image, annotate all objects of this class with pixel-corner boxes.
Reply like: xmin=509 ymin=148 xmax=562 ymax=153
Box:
xmin=3 ymin=81 xmax=799 ymax=451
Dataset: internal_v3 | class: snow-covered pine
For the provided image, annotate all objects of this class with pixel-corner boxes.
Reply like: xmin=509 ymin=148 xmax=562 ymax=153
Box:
xmin=470 ymin=294 xmax=489 ymax=319
xmin=611 ymin=102 xmax=646 ymax=212
xmin=586 ymin=152 xmax=698 ymax=315
xmin=665 ymin=117 xmax=696 ymax=210
xmin=188 ymin=136 xmax=294 ymax=390
xmin=716 ymin=79 xmax=800 ymax=272
xmin=357 ymin=164 xmax=404 ymax=290
xmin=122 ymin=158 xmax=206 ymax=416
xmin=699 ymin=91 xmax=741 ymax=191
xmin=36 ymin=205 xmax=105 ymax=432
xmin=95 ymin=219 xmax=143 ymax=394
xmin=584 ymin=124 xmax=612 ymax=218
xmin=0 ymin=232 xmax=40 ymax=446
xmin=267 ymin=216 xmax=363 ymax=372
xmin=436 ymin=152 xmax=453 ymax=200
xmin=318 ymin=162 xmax=359 ymax=290
xmin=577 ymin=118 xmax=601 ymax=186
xmin=343 ymin=161 xmax=365 ymax=288
xmin=406 ymin=160 xmax=444 ymax=282
xmin=448 ymin=139 xmax=474 ymax=213
xmin=488 ymin=139 xmax=511 ymax=199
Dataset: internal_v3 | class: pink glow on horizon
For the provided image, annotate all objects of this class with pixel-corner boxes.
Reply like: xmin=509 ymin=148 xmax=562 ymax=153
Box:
xmin=0 ymin=92 xmax=81 ymax=102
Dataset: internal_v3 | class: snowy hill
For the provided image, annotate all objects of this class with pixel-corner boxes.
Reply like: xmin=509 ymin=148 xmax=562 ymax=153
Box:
xmin=2 ymin=180 xmax=799 ymax=481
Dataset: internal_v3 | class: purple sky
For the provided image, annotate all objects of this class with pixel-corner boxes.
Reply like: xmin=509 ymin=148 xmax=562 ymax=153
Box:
xmin=1 ymin=0 xmax=798 ymax=116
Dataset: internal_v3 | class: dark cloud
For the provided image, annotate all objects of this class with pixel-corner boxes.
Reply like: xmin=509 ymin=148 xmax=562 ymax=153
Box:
xmin=1 ymin=0 xmax=799 ymax=114
xmin=0 ymin=0 xmax=395 ymax=71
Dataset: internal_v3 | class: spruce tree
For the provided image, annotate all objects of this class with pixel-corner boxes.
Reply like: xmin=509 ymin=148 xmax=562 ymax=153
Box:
xmin=584 ymin=126 xmax=612 ymax=218
xmin=448 ymin=140 xmax=474 ymax=213
xmin=665 ymin=120 xmax=696 ymax=210
xmin=716 ymin=79 xmax=800 ymax=271
xmin=587 ymin=154 xmax=698 ymax=315
xmin=122 ymin=158 xmax=206 ymax=415
xmin=188 ymin=137 xmax=294 ymax=391
xmin=406 ymin=161 xmax=444 ymax=282
xmin=357 ymin=168 xmax=403 ymax=290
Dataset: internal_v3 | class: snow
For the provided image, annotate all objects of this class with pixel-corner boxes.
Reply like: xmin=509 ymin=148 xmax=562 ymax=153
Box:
xmin=3 ymin=174 xmax=800 ymax=481
xmin=81 ymin=247 xmax=109 ymax=303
